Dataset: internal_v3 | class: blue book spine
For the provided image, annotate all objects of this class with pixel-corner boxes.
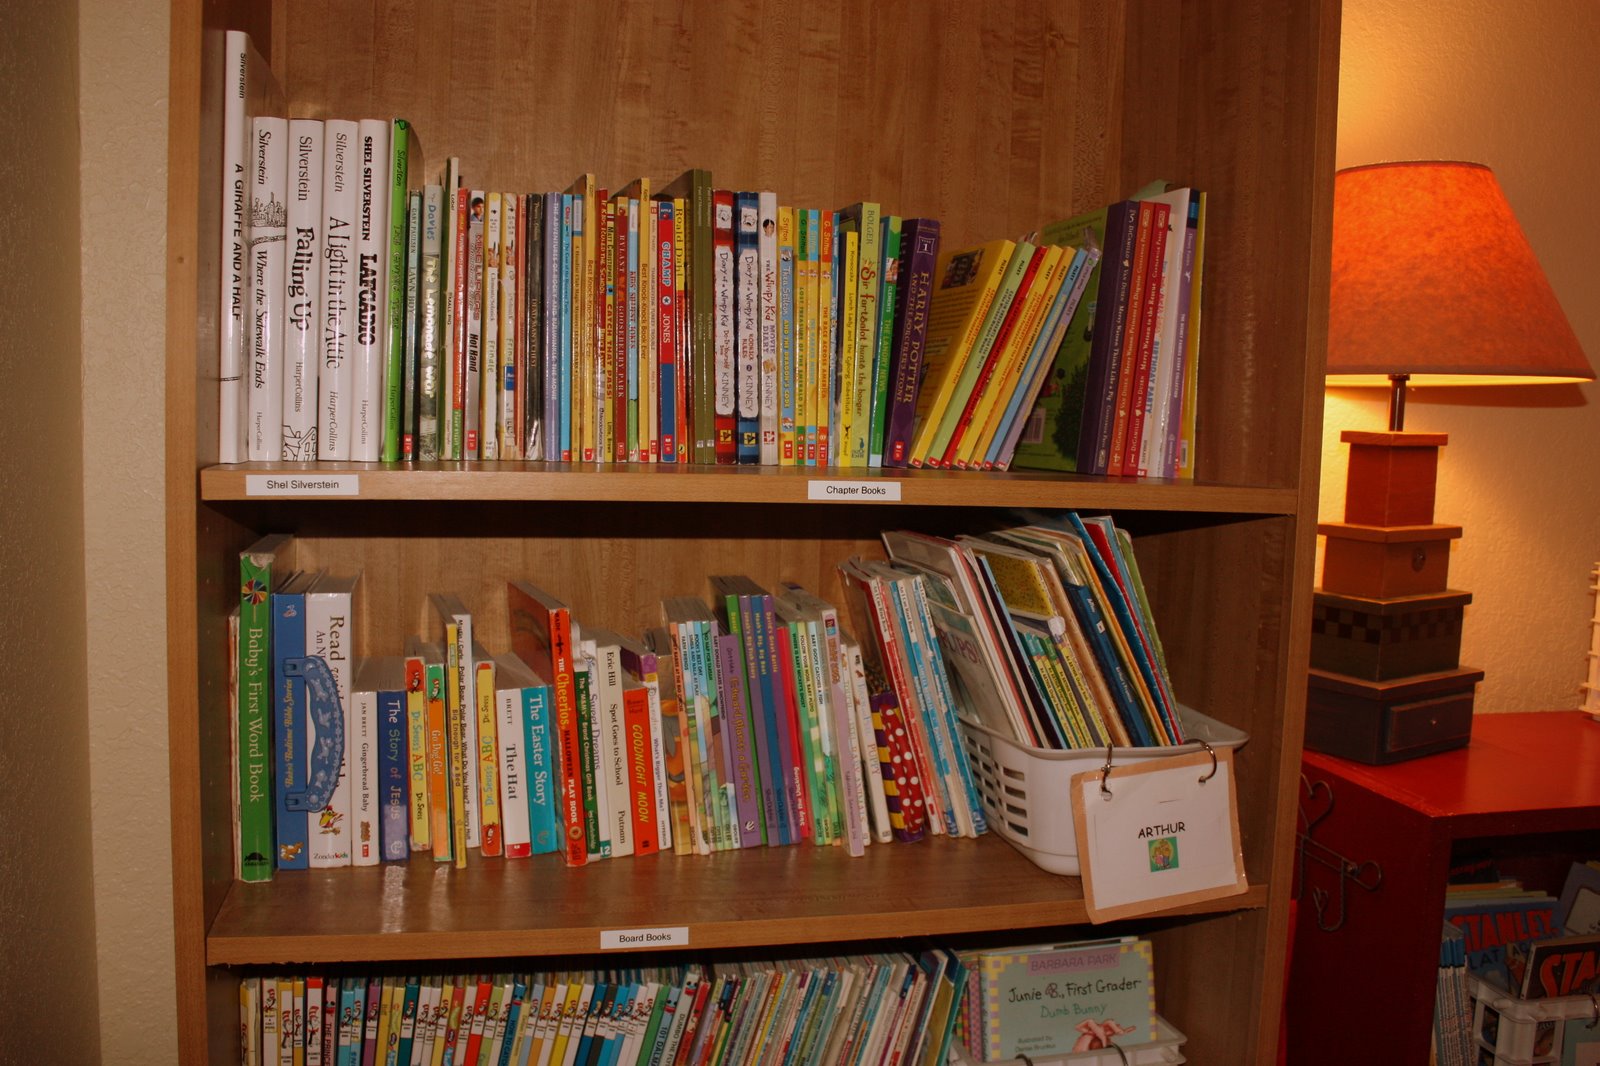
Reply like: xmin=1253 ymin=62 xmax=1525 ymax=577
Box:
xmin=597 ymin=984 xmax=634 ymax=1066
xmin=735 ymin=595 xmax=782 ymax=846
xmin=522 ymin=683 xmax=558 ymax=854
xmin=747 ymin=595 xmax=792 ymax=844
xmin=379 ymin=686 xmax=408 ymax=861
xmin=572 ymin=983 xmax=605 ymax=1066
xmin=1057 ymin=579 xmax=1154 ymax=747
xmin=498 ymin=980 xmax=527 ymax=1066
xmin=733 ymin=192 xmax=761 ymax=463
xmin=559 ymin=193 xmax=574 ymax=460
xmin=336 ymin=979 xmax=360 ymax=1066
xmin=396 ymin=979 xmax=420 ymax=1066
xmin=906 ymin=577 xmax=988 ymax=833
xmin=273 ymin=582 xmax=309 ymax=869
xmin=543 ymin=191 xmax=562 ymax=461
xmin=885 ymin=576 xmax=960 ymax=835
xmin=657 ymin=199 xmax=678 ymax=464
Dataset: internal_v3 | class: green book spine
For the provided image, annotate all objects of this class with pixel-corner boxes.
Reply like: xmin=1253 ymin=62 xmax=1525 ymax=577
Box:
xmin=401 ymin=189 xmax=423 ymax=461
xmin=846 ymin=203 xmax=881 ymax=467
xmin=867 ymin=216 xmax=901 ymax=467
xmin=788 ymin=621 xmax=828 ymax=843
xmin=576 ymin=671 xmax=602 ymax=858
xmin=237 ymin=534 xmax=293 ymax=882
xmin=382 ymin=118 xmax=418 ymax=461
xmin=667 ymin=170 xmax=716 ymax=463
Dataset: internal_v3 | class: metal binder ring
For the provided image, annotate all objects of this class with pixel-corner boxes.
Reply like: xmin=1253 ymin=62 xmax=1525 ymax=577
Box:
xmin=1589 ymin=992 xmax=1599 ymax=1029
xmin=1100 ymin=744 xmax=1116 ymax=796
xmin=1198 ymin=739 xmax=1218 ymax=783
xmin=1108 ymin=1039 xmax=1130 ymax=1065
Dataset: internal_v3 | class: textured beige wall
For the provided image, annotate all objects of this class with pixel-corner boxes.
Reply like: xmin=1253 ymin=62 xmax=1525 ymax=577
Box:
xmin=0 ymin=0 xmax=103 ymax=1063
xmin=80 ymin=0 xmax=176 ymax=1060
xmin=1328 ymin=0 xmax=1600 ymax=713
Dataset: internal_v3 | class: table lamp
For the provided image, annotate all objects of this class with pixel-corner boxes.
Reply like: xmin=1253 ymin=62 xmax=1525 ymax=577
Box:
xmin=1305 ymin=161 xmax=1594 ymax=763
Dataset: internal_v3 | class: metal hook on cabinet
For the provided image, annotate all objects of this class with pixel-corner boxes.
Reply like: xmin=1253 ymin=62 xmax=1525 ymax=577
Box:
xmin=1294 ymin=773 xmax=1384 ymax=933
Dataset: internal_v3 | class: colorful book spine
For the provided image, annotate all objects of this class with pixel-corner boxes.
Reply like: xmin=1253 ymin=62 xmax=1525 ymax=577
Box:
xmin=475 ymin=656 xmax=502 ymax=857
xmin=756 ymin=191 xmax=780 ymax=465
xmin=866 ymin=215 xmax=900 ymax=467
xmin=306 ymin=574 xmax=357 ymax=868
xmin=506 ymin=582 xmax=586 ymax=865
xmin=480 ymin=192 xmax=503 ymax=459
xmin=401 ymin=188 xmax=423 ymax=461
xmin=439 ymin=159 xmax=462 ymax=459
xmin=403 ymin=652 xmax=429 ymax=853
xmin=463 ymin=190 xmax=486 ymax=459
xmin=772 ymin=623 xmax=813 ymax=843
xmin=558 ymin=193 xmax=573 ymax=460
xmin=793 ymin=210 xmax=813 ymax=465
xmin=247 ymin=115 xmax=288 ymax=460
xmin=379 ymin=677 xmax=409 ymax=861
xmin=522 ymin=676 xmax=558 ymax=855
xmin=622 ymin=679 xmax=660 ymax=855
xmin=625 ymin=197 xmax=642 ymax=461
xmin=815 ymin=210 xmax=835 ymax=466
xmin=715 ymin=632 xmax=763 ymax=847
xmin=421 ymin=651 xmax=450 ymax=862
xmin=836 ymin=228 xmax=860 ymax=468
xmin=712 ymin=190 xmax=738 ymax=464
xmin=543 ymin=190 xmax=562 ymax=462
xmin=283 ymin=119 xmax=323 ymax=460
xmin=738 ymin=592 xmax=786 ymax=845
xmin=618 ymin=638 xmax=673 ymax=854
xmin=1120 ymin=200 xmax=1171 ymax=476
xmin=1076 ymin=200 xmax=1141 ymax=475
xmin=575 ymin=669 xmax=603 ymax=859
xmin=418 ymin=183 xmax=444 ymax=460
xmin=272 ymin=572 xmax=311 ymax=869
xmin=521 ymin=192 xmax=546 ymax=462
xmin=777 ymin=206 xmax=797 ymax=465
xmin=351 ymin=119 xmax=390 ymax=462
xmin=656 ymin=198 xmax=679 ymax=463
xmin=883 ymin=218 xmax=940 ymax=467
xmin=594 ymin=640 xmax=633 ymax=858
xmin=500 ymin=192 xmax=520 ymax=460
xmin=1105 ymin=201 xmax=1159 ymax=477
xmin=237 ymin=536 xmax=292 ymax=882
xmin=382 ymin=119 xmax=416 ymax=461
xmin=351 ymin=665 xmax=380 ymax=868
xmin=842 ymin=203 xmax=881 ymax=467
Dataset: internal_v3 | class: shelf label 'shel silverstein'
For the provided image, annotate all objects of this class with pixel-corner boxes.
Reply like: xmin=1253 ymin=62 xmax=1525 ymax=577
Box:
xmin=805 ymin=479 xmax=902 ymax=502
xmin=246 ymin=474 xmax=361 ymax=497
xmin=601 ymin=926 xmax=690 ymax=950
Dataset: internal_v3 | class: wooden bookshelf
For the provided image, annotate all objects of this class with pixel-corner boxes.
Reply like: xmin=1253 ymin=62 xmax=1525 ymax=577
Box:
xmin=165 ymin=1 xmax=1337 ymax=1062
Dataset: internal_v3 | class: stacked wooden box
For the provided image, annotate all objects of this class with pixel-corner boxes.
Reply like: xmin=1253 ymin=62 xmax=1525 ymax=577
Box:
xmin=1306 ymin=431 xmax=1482 ymax=763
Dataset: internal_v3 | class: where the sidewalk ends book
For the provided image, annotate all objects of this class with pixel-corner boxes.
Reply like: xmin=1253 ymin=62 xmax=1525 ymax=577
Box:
xmin=965 ymin=939 xmax=1157 ymax=1060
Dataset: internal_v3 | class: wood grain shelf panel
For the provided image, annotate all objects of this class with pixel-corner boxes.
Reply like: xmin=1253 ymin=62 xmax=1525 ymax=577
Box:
xmin=199 ymin=462 xmax=1299 ymax=514
xmin=207 ymin=835 xmax=1268 ymax=966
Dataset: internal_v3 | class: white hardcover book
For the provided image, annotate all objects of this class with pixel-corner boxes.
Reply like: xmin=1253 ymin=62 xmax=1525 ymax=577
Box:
xmin=219 ymin=32 xmax=281 ymax=464
xmin=259 ymin=978 xmax=278 ymax=1061
xmin=304 ymin=978 xmax=324 ymax=1066
xmin=845 ymin=637 xmax=893 ymax=843
xmin=499 ymin=193 xmax=520 ymax=460
xmin=350 ymin=661 xmax=380 ymax=866
xmin=757 ymin=191 xmax=779 ymax=464
xmin=317 ymin=119 xmax=359 ymax=459
xmin=247 ymin=115 xmax=288 ymax=460
xmin=241 ymin=975 xmax=261 ymax=1066
xmin=589 ymin=634 xmax=633 ymax=858
xmin=352 ymin=118 xmax=391 ymax=461
xmin=494 ymin=653 xmax=536 ymax=858
xmin=481 ymin=192 xmax=502 ymax=459
xmin=464 ymin=190 xmax=486 ymax=459
xmin=304 ymin=571 xmax=358 ymax=868
xmin=418 ymin=183 xmax=444 ymax=460
xmin=282 ymin=119 xmax=324 ymax=459
xmin=1137 ymin=186 xmax=1193 ymax=477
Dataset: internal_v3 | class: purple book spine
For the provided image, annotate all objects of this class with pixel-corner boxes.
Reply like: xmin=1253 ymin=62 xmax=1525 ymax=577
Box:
xmin=882 ymin=218 xmax=941 ymax=468
xmin=1075 ymin=200 xmax=1140 ymax=475
xmin=715 ymin=634 xmax=764 ymax=847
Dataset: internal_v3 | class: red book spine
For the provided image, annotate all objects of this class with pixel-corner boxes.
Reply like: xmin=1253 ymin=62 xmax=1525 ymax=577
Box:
xmin=773 ymin=623 xmax=813 ymax=841
xmin=623 ymin=683 xmax=659 ymax=854
xmin=1122 ymin=201 xmax=1170 ymax=475
xmin=937 ymin=246 xmax=1043 ymax=468
xmin=657 ymin=202 xmax=678 ymax=462
xmin=1106 ymin=202 xmax=1156 ymax=476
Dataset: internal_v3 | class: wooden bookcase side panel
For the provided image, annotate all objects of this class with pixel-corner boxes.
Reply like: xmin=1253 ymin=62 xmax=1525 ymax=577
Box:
xmin=1151 ymin=909 xmax=1273 ymax=1064
xmin=1117 ymin=0 xmax=1337 ymax=493
xmin=278 ymin=1 xmax=1115 ymax=256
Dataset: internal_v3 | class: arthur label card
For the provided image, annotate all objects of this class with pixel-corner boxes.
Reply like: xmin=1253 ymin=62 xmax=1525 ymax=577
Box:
xmin=1071 ymin=748 xmax=1247 ymax=923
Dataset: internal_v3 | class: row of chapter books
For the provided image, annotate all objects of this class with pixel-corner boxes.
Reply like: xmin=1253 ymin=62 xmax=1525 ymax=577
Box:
xmin=240 ymin=951 xmax=969 ymax=1066
xmin=220 ymin=30 xmax=1203 ymax=477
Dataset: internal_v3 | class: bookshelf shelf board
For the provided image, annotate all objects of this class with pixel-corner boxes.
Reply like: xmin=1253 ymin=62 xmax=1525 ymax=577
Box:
xmin=205 ymin=836 xmax=1269 ymax=966
xmin=199 ymin=462 xmax=1298 ymax=514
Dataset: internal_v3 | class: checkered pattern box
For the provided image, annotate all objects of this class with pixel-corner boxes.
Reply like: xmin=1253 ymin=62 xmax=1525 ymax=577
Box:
xmin=1310 ymin=588 xmax=1471 ymax=680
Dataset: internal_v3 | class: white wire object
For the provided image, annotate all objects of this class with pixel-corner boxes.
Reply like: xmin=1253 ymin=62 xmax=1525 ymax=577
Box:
xmin=1585 ymin=563 xmax=1600 ymax=719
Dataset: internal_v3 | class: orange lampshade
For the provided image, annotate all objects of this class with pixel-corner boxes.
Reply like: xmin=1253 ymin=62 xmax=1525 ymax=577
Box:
xmin=1327 ymin=161 xmax=1593 ymax=386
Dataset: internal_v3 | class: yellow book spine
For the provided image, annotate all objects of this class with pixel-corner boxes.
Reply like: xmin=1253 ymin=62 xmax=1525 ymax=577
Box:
xmin=637 ymin=197 xmax=655 ymax=462
xmin=1177 ymin=191 xmax=1206 ymax=479
xmin=373 ymin=979 xmax=396 ymax=1066
xmin=602 ymin=198 xmax=618 ymax=463
xmin=499 ymin=193 xmax=520 ymax=460
xmin=837 ymin=229 xmax=860 ymax=467
xmin=815 ymin=210 xmax=834 ymax=464
xmin=848 ymin=205 xmax=881 ymax=467
xmin=291 ymin=976 xmax=305 ymax=1066
xmin=958 ymin=245 xmax=1068 ymax=467
xmin=797 ymin=212 xmax=817 ymax=464
xmin=443 ymin=622 xmax=469 ymax=868
xmin=406 ymin=661 xmax=430 ymax=851
xmin=475 ymin=659 xmax=501 ymax=856
xmin=908 ymin=240 xmax=1014 ymax=464
xmin=777 ymin=205 xmax=797 ymax=465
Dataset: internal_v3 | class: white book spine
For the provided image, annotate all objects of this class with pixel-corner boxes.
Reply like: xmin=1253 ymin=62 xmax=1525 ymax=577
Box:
xmin=641 ymin=671 xmax=672 ymax=852
xmin=304 ymin=582 xmax=354 ymax=868
xmin=219 ymin=31 xmax=251 ymax=464
xmin=351 ymin=684 xmax=379 ymax=866
xmin=847 ymin=639 xmax=893 ymax=843
xmin=352 ymin=119 xmax=391 ymax=461
xmin=758 ymin=191 xmax=779 ymax=464
xmin=499 ymin=193 xmax=520 ymax=460
xmin=497 ymin=684 xmax=532 ymax=857
xmin=418 ymin=184 xmax=444 ymax=461
xmin=481 ymin=192 xmax=502 ymax=459
xmin=304 ymin=980 xmax=323 ymax=1066
xmin=598 ymin=644 xmax=632 ymax=857
xmin=453 ymin=613 xmax=480 ymax=849
xmin=318 ymin=119 xmax=359 ymax=459
xmin=283 ymin=119 xmax=324 ymax=459
xmin=247 ymin=116 xmax=288 ymax=460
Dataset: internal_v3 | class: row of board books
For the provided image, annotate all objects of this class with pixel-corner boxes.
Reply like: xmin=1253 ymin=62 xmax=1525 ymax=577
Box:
xmin=882 ymin=515 xmax=1185 ymax=754
xmin=239 ymin=951 xmax=970 ymax=1066
xmin=952 ymin=938 xmax=1159 ymax=1061
xmin=220 ymin=31 xmax=1201 ymax=478
xmin=233 ymin=526 xmax=1020 ymax=880
xmin=1445 ymin=863 xmax=1600 ymax=1002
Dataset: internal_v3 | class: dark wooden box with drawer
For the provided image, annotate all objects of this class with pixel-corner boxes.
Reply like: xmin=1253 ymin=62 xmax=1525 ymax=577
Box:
xmin=1304 ymin=665 xmax=1483 ymax=764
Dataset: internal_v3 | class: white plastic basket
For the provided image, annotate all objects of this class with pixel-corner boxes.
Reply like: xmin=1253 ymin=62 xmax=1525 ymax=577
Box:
xmin=957 ymin=706 xmax=1249 ymax=876
xmin=948 ymin=1014 xmax=1187 ymax=1065
xmin=1467 ymin=973 xmax=1600 ymax=1065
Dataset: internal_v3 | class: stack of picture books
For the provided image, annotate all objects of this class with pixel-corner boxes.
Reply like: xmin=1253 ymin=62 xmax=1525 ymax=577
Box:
xmin=238 ymin=949 xmax=969 ymax=1066
xmin=220 ymin=29 xmax=1201 ymax=478
xmin=882 ymin=513 xmax=1184 ymax=754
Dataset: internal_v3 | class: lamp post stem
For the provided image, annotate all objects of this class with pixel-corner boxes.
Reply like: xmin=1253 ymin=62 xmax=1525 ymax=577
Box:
xmin=1387 ymin=373 xmax=1410 ymax=432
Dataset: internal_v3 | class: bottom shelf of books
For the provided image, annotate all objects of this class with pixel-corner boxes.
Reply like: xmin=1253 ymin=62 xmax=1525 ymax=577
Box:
xmin=233 ymin=933 xmax=1199 ymax=1066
